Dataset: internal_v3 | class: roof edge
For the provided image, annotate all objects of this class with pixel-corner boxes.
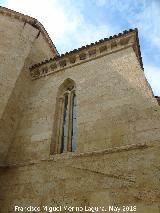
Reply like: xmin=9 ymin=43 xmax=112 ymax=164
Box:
xmin=30 ymin=28 xmax=143 ymax=70
xmin=133 ymin=29 xmax=144 ymax=70
xmin=0 ymin=6 xmax=59 ymax=56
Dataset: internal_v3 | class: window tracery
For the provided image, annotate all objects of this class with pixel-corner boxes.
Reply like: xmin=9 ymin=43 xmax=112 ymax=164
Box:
xmin=51 ymin=79 xmax=77 ymax=154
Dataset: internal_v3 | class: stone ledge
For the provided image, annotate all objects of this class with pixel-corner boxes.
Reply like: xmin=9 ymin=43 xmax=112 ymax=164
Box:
xmin=51 ymin=142 xmax=148 ymax=161
xmin=0 ymin=142 xmax=149 ymax=168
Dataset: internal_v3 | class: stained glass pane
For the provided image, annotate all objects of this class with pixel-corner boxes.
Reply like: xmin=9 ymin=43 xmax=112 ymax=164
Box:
xmin=71 ymin=94 xmax=77 ymax=151
xmin=60 ymin=94 xmax=68 ymax=153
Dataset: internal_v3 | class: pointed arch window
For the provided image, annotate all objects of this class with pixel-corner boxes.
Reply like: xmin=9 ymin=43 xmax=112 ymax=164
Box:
xmin=51 ymin=79 xmax=77 ymax=154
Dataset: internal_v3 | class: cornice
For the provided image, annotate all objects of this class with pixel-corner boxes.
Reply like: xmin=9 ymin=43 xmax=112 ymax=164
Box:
xmin=0 ymin=6 xmax=59 ymax=55
xmin=30 ymin=28 xmax=143 ymax=80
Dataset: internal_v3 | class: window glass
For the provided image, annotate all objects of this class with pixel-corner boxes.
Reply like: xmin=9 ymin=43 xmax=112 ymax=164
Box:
xmin=71 ymin=94 xmax=77 ymax=152
xmin=60 ymin=94 xmax=68 ymax=153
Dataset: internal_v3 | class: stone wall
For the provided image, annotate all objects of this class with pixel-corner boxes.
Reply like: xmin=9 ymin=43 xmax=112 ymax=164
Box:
xmin=0 ymin=10 xmax=56 ymax=163
xmin=6 ymin=44 xmax=160 ymax=164
xmin=0 ymin=11 xmax=160 ymax=212
xmin=0 ymin=141 xmax=160 ymax=212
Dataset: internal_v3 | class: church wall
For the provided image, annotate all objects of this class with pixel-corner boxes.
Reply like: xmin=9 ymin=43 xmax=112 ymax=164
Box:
xmin=0 ymin=13 xmax=56 ymax=163
xmin=28 ymin=33 xmax=57 ymax=66
xmin=0 ymin=141 xmax=160 ymax=212
xmin=0 ymin=15 xmax=38 ymax=119
xmin=0 ymin=15 xmax=39 ymax=163
xmin=0 ymin=67 xmax=32 ymax=164
xmin=0 ymin=17 xmax=160 ymax=212
xmin=6 ymin=46 xmax=160 ymax=164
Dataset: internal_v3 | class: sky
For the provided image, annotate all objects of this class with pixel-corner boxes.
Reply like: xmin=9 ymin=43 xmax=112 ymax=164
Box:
xmin=0 ymin=0 xmax=160 ymax=95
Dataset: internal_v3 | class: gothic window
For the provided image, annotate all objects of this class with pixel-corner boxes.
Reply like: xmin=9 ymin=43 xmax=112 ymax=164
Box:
xmin=51 ymin=79 xmax=77 ymax=154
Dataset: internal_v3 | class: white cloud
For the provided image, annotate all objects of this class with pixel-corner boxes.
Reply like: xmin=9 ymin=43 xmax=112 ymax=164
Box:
xmin=4 ymin=0 xmax=160 ymax=95
xmin=5 ymin=0 xmax=113 ymax=53
xmin=144 ymin=63 xmax=160 ymax=96
xmin=128 ymin=1 xmax=160 ymax=49
xmin=96 ymin=0 xmax=160 ymax=49
xmin=95 ymin=0 xmax=160 ymax=96
xmin=96 ymin=0 xmax=109 ymax=6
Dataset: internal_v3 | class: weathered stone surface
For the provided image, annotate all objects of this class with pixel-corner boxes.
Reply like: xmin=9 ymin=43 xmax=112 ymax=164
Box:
xmin=0 ymin=9 xmax=56 ymax=163
xmin=0 ymin=7 xmax=160 ymax=213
